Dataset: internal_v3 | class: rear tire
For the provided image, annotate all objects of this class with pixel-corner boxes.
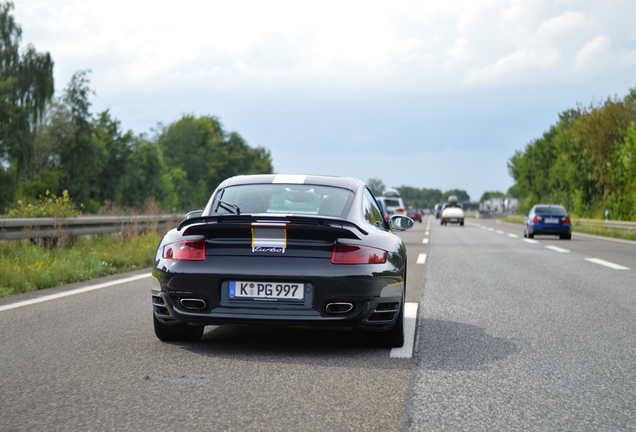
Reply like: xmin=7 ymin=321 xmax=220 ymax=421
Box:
xmin=153 ymin=314 xmax=204 ymax=342
xmin=528 ymin=233 xmax=534 ymax=239
xmin=560 ymin=234 xmax=571 ymax=240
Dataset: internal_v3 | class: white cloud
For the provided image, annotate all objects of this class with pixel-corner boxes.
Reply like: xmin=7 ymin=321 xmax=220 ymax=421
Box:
xmin=537 ymin=11 xmax=596 ymax=40
xmin=575 ymin=35 xmax=611 ymax=67
xmin=465 ymin=47 xmax=562 ymax=85
xmin=445 ymin=37 xmax=473 ymax=69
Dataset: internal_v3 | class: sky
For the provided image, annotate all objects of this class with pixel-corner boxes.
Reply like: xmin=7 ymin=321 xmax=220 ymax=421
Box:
xmin=12 ymin=0 xmax=636 ymax=202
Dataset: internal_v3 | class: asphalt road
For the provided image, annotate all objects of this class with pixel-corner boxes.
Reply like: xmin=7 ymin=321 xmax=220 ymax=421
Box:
xmin=1 ymin=216 xmax=635 ymax=431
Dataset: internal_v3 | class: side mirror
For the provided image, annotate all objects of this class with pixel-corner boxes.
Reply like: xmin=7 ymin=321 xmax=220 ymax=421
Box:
xmin=185 ymin=210 xmax=203 ymax=220
xmin=390 ymin=215 xmax=414 ymax=231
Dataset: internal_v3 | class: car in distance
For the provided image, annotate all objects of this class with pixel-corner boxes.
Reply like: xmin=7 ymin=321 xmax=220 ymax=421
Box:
xmin=376 ymin=189 xmax=406 ymax=217
xmin=523 ymin=204 xmax=571 ymax=240
xmin=440 ymin=196 xmax=464 ymax=226
xmin=407 ymin=209 xmax=422 ymax=223
xmin=434 ymin=203 xmax=443 ymax=219
xmin=151 ymin=174 xmax=414 ymax=347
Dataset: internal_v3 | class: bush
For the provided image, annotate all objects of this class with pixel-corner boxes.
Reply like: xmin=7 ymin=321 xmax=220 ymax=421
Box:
xmin=5 ymin=190 xmax=81 ymax=218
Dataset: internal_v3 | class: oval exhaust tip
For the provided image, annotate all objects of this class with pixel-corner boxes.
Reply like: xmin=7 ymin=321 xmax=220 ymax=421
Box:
xmin=326 ymin=302 xmax=354 ymax=314
xmin=180 ymin=298 xmax=207 ymax=310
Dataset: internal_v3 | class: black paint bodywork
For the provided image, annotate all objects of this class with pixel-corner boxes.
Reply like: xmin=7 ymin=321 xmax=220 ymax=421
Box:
xmin=151 ymin=175 xmax=408 ymax=333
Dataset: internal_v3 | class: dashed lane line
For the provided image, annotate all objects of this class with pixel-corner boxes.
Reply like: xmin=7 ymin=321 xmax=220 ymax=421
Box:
xmin=545 ymin=245 xmax=570 ymax=253
xmin=417 ymin=253 xmax=427 ymax=264
xmin=585 ymin=258 xmax=630 ymax=270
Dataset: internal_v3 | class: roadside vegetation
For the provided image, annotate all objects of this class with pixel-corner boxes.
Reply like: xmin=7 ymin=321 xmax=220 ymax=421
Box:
xmin=508 ymin=86 xmax=636 ymax=220
xmin=0 ymin=194 xmax=166 ymax=298
xmin=0 ymin=232 xmax=160 ymax=298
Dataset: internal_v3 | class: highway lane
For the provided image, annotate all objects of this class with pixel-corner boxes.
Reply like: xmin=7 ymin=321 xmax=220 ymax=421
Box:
xmin=408 ymin=218 xmax=636 ymax=430
xmin=0 ymin=220 xmax=430 ymax=432
xmin=468 ymin=218 xmax=636 ymax=270
xmin=2 ymin=215 xmax=635 ymax=431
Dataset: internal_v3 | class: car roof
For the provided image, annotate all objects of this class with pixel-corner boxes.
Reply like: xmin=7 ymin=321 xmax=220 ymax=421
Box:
xmin=219 ymin=174 xmax=363 ymax=191
xmin=533 ymin=204 xmax=566 ymax=210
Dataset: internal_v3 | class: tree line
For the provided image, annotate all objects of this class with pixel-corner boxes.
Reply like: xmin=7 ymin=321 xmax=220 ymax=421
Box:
xmin=367 ymin=178 xmax=471 ymax=210
xmin=508 ymin=86 xmax=636 ymax=220
xmin=0 ymin=2 xmax=273 ymax=215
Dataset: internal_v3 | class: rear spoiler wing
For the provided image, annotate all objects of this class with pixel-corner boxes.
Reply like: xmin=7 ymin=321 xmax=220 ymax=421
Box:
xmin=178 ymin=214 xmax=369 ymax=238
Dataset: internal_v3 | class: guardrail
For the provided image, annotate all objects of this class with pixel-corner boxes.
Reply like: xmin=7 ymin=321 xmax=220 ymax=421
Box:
xmin=573 ymin=218 xmax=636 ymax=230
xmin=0 ymin=215 xmax=184 ymax=241
xmin=1 ymin=215 xmax=635 ymax=241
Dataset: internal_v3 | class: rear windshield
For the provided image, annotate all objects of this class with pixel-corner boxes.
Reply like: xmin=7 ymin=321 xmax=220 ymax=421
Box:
xmin=211 ymin=184 xmax=353 ymax=217
xmin=382 ymin=199 xmax=402 ymax=208
xmin=534 ymin=206 xmax=567 ymax=215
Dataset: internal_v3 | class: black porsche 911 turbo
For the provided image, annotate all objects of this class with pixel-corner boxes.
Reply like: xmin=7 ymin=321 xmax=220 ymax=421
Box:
xmin=151 ymin=174 xmax=414 ymax=347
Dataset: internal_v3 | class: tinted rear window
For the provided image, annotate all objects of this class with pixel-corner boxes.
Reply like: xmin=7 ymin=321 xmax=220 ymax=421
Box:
xmin=535 ymin=206 xmax=567 ymax=215
xmin=213 ymin=184 xmax=353 ymax=216
xmin=383 ymin=199 xmax=402 ymax=208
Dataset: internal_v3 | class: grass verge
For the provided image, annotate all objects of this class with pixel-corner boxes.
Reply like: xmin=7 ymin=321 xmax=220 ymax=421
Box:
xmin=502 ymin=215 xmax=636 ymax=241
xmin=0 ymin=232 xmax=161 ymax=298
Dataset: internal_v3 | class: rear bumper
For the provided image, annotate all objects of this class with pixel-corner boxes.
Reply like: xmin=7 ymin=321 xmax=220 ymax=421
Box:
xmin=151 ymin=256 xmax=404 ymax=331
xmin=528 ymin=223 xmax=571 ymax=235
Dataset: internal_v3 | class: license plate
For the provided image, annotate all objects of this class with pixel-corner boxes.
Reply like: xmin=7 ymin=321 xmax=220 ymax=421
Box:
xmin=229 ymin=281 xmax=304 ymax=301
xmin=545 ymin=218 xmax=558 ymax=224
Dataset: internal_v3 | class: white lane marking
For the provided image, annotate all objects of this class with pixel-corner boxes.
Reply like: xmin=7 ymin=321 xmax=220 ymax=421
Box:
xmin=523 ymin=239 xmax=539 ymax=244
xmin=416 ymin=253 xmax=427 ymax=264
xmin=488 ymin=228 xmax=495 ymax=231
xmin=496 ymin=230 xmax=505 ymax=234
xmin=508 ymin=234 xmax=519 ymax=238
xmin=0 ymin=273 xmax=151 ymax=313
xmin=545 ymin=245 xmax=570 ymax=253
xmin=422 ymin=238 xmax=429 ymax=244
xmin=390 ymin=302 xmax=418 ymax=359
xmin=585 ymin=258 xmax=630 ymax=270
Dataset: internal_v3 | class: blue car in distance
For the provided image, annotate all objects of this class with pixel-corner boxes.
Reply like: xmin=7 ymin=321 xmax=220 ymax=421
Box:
xmin=524 ymin=204 xmax=572 ymax=240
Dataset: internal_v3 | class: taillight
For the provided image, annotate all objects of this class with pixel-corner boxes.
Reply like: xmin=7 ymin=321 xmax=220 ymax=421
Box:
xmin=331 ymin=244 xmax=387 ymax=264
xmin=163 ymin=240 xmax=205 ymax=260
xmin=562 ymin=216 xmax=570 ymax=223
xmin=532 ymin=216 xmax=542 ymax=222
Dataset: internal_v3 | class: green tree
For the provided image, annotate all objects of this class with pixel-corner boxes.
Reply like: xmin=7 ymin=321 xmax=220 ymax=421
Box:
xmin=442 ymin=189 xmax=470 ymax=202
xmin=0 ymin=1 xmax=54 ymax=203
xmin=508 ymin=88 xmax=636 ymax=218
xmin=479 ymin=191 xmax=505 ymax=202
xmin=56 ymin=70 xmax=105 ymax=211
xmin=158 ymin=114 xmax=273 ymax=210
xmin=367 ymin=178 xmax=385 ymax=196
xmin=119 ymin=138 xmax=175 ymax=210
xmin=93 ymin=110 xmax=134 ymax=205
